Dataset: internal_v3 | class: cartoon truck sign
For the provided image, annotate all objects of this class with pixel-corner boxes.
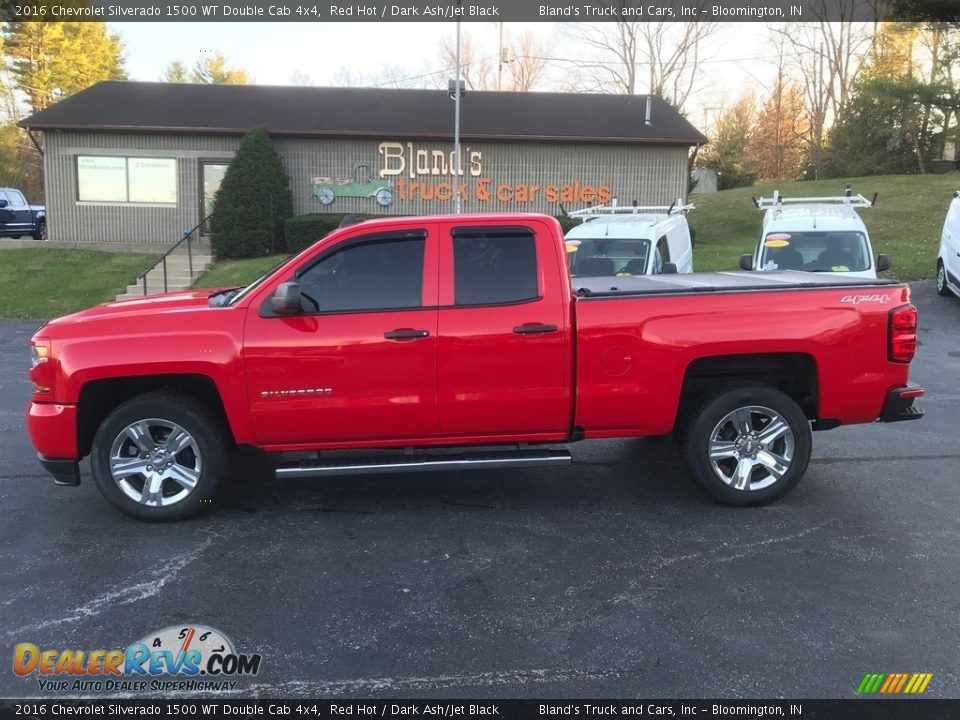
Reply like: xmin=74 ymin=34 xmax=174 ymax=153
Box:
xmin=312 ymin=162 xmax=394 ymax=207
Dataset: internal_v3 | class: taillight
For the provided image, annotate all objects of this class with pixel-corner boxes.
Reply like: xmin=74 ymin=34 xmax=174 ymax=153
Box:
xmin=888 ymin=304 xmax=918 ymax=363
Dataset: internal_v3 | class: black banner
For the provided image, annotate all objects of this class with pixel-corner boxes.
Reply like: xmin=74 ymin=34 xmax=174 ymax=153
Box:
xmin=0 ymin=0 xmax=957 ymax=23
xmin=2 ymin=700 xmax=960 ymax=720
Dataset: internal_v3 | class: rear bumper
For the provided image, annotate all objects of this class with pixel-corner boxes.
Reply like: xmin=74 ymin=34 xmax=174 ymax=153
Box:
xmin=39 ymin=455 xmax=81 ymax=486
xmin=879 ymin=385 xmax=925 ymax=423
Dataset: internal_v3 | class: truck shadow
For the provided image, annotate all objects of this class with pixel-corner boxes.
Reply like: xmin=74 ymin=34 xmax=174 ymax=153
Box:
xmin=216 ymin=438 xmax=714 ymax=516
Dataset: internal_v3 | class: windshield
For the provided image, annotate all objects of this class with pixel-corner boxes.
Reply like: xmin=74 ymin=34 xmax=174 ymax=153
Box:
xmin=758 ymin=231 xmax=870 ymax=272
xmin=567 ymin=237 xmax=651 ymax=277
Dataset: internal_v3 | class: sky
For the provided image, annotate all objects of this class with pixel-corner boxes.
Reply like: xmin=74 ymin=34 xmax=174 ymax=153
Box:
xmin=109 ymin=22 xmax=782 ymax=131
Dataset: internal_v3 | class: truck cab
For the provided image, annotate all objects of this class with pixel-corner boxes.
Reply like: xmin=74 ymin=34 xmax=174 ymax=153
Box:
xmin=565 ymin=201 xmax=694 ymax=278
xmin=936 ymin=190 xmax=960 ymax=298
xmin=740 ymin=188 xmax=889 ymax=279
xmin=0 ymin=188 xmax=46 ymax=241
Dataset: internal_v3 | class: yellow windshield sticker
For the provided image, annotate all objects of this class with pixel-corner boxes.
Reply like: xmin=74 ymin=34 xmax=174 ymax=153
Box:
xmin=565 ymin=240 xmax=581 ymax=253
xmin=764 ymin=237 xmax=790 ymax=248
xmin=831 ymin=265 xmax=850 ymax=272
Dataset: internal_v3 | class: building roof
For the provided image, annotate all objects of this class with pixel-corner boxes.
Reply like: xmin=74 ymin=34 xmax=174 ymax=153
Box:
xmin=20 ymin=82 xmax=706 ymax=146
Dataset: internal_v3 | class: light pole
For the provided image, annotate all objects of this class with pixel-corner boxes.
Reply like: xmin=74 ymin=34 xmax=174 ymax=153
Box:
xmin=449 ymin=4 xmax=465 ymax=214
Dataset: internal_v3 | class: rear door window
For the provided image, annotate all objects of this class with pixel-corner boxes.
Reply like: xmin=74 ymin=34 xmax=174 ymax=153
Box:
xmin=452 ymin=229 xmax=539 ymax=305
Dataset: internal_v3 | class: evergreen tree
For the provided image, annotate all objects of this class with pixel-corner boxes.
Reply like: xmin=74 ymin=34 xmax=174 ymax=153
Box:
xmin=211 ymin=128 xmax=293 ymax=259
xmin=3 ymin=22 xmax=125 ymax=112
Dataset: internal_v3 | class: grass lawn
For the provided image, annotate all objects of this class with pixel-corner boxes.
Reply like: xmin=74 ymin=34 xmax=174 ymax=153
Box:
xmin=193 ymin=254 xmax=289 ymax=289
xmin=0 ymin=249 xmax=155 ymax=320
xmin=688 ymin=174 xmax=957 ymax=281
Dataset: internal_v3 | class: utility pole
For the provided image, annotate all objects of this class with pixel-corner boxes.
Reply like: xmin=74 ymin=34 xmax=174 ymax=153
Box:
xmin=497 ymin=22 xmax=504 ymax=91
xmin=452 ymin=7 xmax=464 ymax=213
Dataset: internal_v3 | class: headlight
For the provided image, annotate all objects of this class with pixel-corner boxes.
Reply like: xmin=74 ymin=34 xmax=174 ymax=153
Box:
xmin=31 ymin=343 xmax=49 ymax=368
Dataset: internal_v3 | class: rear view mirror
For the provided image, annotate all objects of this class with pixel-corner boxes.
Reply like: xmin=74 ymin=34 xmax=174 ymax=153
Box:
xmin=270 ymin=281 xmax=303 ymax=315
xmin=876 ymin=254 xmax=892 ymax=272
xmin=662 ymin=262 xmax=678 ymax=274
xmin=739 ymin=254 xmax=754 ymax=271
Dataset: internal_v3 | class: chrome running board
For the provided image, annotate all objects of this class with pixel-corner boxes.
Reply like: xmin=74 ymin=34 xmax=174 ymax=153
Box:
xmin=275 ymin=449 xmax=572 ymax=479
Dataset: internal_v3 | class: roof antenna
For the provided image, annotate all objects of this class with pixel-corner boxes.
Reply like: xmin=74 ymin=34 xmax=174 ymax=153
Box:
xmin=667 ymin=200 xmax=676 ymax=215
xmin=645 ymin=95 xmax=652 ymax=126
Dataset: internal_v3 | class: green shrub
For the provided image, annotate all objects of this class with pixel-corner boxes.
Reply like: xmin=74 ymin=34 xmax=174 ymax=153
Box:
xmin=211 ymin=127 xmax=293 ymax=259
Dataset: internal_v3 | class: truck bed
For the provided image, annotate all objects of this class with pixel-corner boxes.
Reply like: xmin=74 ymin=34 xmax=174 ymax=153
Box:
xmin=574 ymin=270 xmax=899 ymax=298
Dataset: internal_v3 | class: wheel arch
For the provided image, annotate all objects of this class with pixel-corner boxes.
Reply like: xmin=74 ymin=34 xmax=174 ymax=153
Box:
xmin=77 ymin=374 xmax=234 ymax=458
xmin=677 ymin=352 xmax=820 ymax=431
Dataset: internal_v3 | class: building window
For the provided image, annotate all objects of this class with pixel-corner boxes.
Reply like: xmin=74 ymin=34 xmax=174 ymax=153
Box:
xmin=77 ymin=156 xmax=177 ymax=204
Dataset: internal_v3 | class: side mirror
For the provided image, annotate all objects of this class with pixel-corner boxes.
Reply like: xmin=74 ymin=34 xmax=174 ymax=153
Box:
xmin=270 ymin=281 xmax=303 ymax=315
xmin=662 ymin=262 xmax=678 ymax=274
xmin=876 ymin=254 xmax=891 ymax=272
xmin=739 ymin=254 xmax=754 ymax=271
xmin=0 ymin=199 xmax=8 ymax=208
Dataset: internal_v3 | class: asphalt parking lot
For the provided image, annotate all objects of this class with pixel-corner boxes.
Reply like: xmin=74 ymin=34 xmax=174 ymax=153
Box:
xmin=1 ymin=281 xmax=958 ymax=700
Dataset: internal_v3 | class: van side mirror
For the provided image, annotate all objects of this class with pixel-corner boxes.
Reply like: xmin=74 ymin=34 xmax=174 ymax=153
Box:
xmin=739 ymin=254 xmax=754 ymax=271
xmin=662 ymin=262 xmax=678 ymax=274
xmin=876 ymin=254 xmax=891 ymax=272
xmin=270 ymin=281 xmax=303 ymax=315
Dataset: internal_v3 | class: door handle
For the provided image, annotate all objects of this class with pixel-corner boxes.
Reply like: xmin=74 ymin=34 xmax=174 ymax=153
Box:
xmin=513 ymin=323 xmax=558 ymax=335
xmin=384 ymin=328 xmax=430 ymax=340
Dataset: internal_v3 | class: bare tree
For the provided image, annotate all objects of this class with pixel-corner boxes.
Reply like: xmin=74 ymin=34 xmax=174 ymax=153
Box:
xmin=506 ymin=32 xmax=549 ymax=91
xmin=439 ymin=32 xmax=495 ymax=91
xmin=769 ymin=10 xmax=876 ymax=176
xmin=563 ymin=19 xmax=717 ymax=109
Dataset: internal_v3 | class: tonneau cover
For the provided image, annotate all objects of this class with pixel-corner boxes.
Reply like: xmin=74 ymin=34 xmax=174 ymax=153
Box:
xmin=574 ymin=270 xmax=900 ymax=298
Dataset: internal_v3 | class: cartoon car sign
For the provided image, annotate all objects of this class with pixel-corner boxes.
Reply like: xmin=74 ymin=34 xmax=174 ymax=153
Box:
xmin=312 ymin=162 xmax=393 ymax=207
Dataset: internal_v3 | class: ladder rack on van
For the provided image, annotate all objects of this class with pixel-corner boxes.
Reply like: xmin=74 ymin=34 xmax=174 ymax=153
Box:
xmin=754 ymin=188 xmax=876 ymax=210
xmin=568 ymin=198 xmax=695 ymax=220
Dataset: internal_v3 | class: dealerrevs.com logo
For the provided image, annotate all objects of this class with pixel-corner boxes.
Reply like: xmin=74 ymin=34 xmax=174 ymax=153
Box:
xmin=13 ymin=624 xmax=262 ymax=693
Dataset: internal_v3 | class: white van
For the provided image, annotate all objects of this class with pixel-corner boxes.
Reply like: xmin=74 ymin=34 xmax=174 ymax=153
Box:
xmin=565 ymin=200 xmax=695 ymax=278
xmin=936 ymin=191 xmax=960 ymax=298
xmin=739 ymin=188 xmax=890 ymax=279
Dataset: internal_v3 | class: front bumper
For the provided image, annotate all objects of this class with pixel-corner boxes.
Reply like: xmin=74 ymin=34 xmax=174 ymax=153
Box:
xmin=879 ymin=385 xmax=925 ymax=423
xmin=26 ymin=401 xmax=78 ymax=458
xmin=39 ymin=455 xmax=81 ymax=486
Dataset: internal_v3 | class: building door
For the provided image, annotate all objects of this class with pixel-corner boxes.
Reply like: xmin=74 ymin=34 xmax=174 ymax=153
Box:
xmin=200 ymin=162 xmax=229 ymax=236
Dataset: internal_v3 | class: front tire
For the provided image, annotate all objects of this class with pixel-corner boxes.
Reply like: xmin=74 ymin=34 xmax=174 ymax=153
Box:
xmin=90 ymin=393 xmax=228 ymax=521
xmin=937 ymin=260 xmax=952 ymax=297
xmin=681 ymin=383 xmax=812 ymax=506
xmin=32 ymin=222 xmax=46 ymax=241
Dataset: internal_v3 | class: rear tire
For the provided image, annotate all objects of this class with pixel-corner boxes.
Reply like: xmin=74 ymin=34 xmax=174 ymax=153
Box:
xmin=90 ymin=392 xmax=228 ymax=521
xmin=937 ymin=260 xmax=952 ymax=297
xmin=680 ymin=382 xmax=812 ymax=507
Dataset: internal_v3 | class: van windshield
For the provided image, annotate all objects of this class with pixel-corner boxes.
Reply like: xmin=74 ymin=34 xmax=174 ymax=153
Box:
xmin=567 ymin=238 xmax=651 ymax=277
xmin=759 ymin=231 xmax=870 ymax=272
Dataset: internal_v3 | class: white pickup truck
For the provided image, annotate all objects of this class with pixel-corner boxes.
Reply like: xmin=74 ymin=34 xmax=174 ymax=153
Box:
xmin=739 ymin=188 xmax=890 ymax=279
xmin=565 ymin=201 xmax=695 ymax=278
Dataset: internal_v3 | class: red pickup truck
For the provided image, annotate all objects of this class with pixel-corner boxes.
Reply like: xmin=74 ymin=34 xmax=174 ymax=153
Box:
xmin=27 ymin=213 xmax=923 ymax=521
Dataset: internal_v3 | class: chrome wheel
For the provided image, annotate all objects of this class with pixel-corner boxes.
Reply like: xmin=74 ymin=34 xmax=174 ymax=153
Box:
xmin=708 ymin=405 xmax=795 ymax=492
xmin=108 ymin=418 xmax=202 ymax=507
